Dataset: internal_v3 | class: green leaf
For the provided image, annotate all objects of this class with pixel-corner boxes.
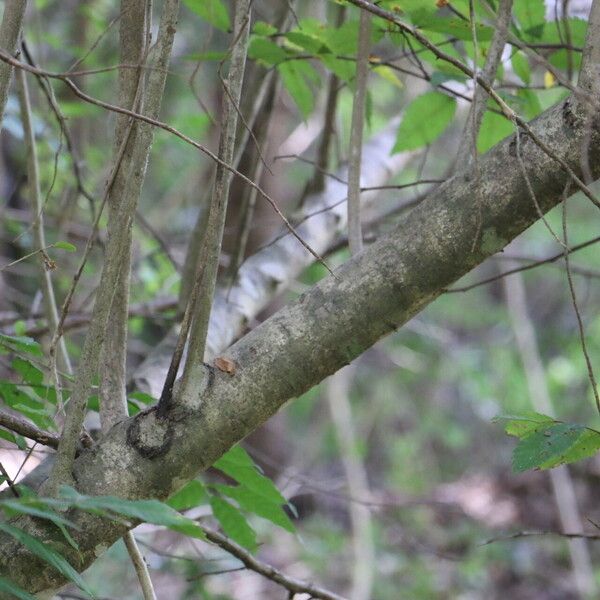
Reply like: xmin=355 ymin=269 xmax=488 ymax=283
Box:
xmin=0 ymin=522 xmax=94 ymax=597
xmin=477 ymin=109 xmax=514 ymax=153
xmin=0 ymin=429 xmax=17 ymax=446
xmin=392 ymin=91 xmax=456 ymax=153
xmin=59 ymin=487 xmax=206 ymax=540
xmin=183 ymin=0 xmax=230 ymax=32
xmin=253 ymin=21 xmax=277 ymax=36
xmin=278 ymin=61 xmax=316 ymax=119
xmin=285 ymin=31 xmax=327 ymax=54
xmin=511 ymin=423 xmax=600 ymax=472
xmin=494 ymin=411 xmax=555 ymax=438
xmin=548 ymin=48 xmax=582 ymax=73
xmin=0 ymin=499 xmax=79 ymax=550
xmin=320 ymin=54 xmax=355 ymax=82
xmin=167 ymin=480 xmax=208 ymax=511
xmin=13 ymin=320 xmax=26 ymax=336
xmin=12 ymin=357 xmax=44 ymax=386
xmin=516 ymin=89 xmax=543 ymax=120
xmin=373 ymin=65 xmax=403 ymax=88
xmin=418 ymin=16 xmax=494 ymax=42
xmin=0 ymin=577 xmax=38 ymax=600
xmin=511 ymin=51 xmax=530 ymax=84
xmin=128 ymin=392 xmax=156 ymax=405
xmin=214 ymin=484 xmax=295 ymax=533
xmin=214 ymin=446 xmax=287 ymax=505
xmin=210 ymin=496 xmax=257 ymax=550
xmin=0 ymin=333 xmax=43 ymax=356
xmin=127 ymin=391 xmax=156 ymax=415
xmin=322 ymin=19 xmax=360 ymax=55
xmin=514 ymin=0 xmax=546 ymax=37
xmin=248 ymin=37 xmax=287 ymax=65
xmin=534 ymin=18 xmax=587 ymax=46
xmin=53 ymin=241 xmax=76 ymax=252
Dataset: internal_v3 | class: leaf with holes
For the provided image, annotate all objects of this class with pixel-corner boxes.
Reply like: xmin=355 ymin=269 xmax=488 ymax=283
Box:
xmin=512 ymin=423 xmax=600 ymax=472
xmin=494 ymin=411 xmax=555 ymax=438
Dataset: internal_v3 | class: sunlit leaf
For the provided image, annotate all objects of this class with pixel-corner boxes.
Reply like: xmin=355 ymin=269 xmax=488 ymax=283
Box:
xmin=494 ymin=411 xmax=555 ymax=438
xmin=418 ymin=16 xmax=493 ymax=41
xmin=373 ymin=65 xmax=403 ymax=88
xmin=53 ymin=241 xmax=76 ymax=252
xmin=183 ymin=0 xmax=230 ymax=32
xmin=248 ymin=37 xmax=287 ymax=65
xmin=392 ymin=91 xmax=456 ymax=153
xmin=0 ymin=334 xmax=43 ymax=356
xmin=514 ymin=0 xmax=546 ymax=37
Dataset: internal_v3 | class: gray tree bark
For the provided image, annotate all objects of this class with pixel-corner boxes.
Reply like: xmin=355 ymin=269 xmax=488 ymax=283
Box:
xmin=0 ymin=87 xmax=598 ymax=595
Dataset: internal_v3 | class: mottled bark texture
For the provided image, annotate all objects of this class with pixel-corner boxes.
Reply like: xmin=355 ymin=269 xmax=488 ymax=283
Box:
xmin=134 ymin=122 xmax=409 ymax=397
xmin=0 ymin=94 xmax=599 ymax=595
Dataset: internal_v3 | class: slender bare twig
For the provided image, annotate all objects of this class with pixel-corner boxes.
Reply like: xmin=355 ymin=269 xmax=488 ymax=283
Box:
xmin=0 ymin=0 xmax=26 ymax=120
xmin=15 ymin=66 xmax=73 ymax=419
xmin=0 ymin=410 xmax=60 ymax=449
xmin=327 ymin=368 xmax=374 ymax=600
xmin=44 ymin=0 xmax=180 ymax=495
xmin=445 ymin=235 xmax=600 ymax=293
xmin=456 ymin=0 xmax=512 ymax=166
xmin=97 ymin=3 xmax=157 ymax=597
xmin=124 ymin=531 xmax=156 ymax=600
xmin=135 ymin=211 xmax=181 ymax=272
xmin=0 ymin=461 xmax=19 ymax=497
xmin=504 ymin=257 xmax=595 ymax=597
xmin=177 ymin=0 xmax=252 ymax=406
xmin=344 ymin=0 xmax=600 ymax=212
xmin=482 ymin=531 xmax=600 ymax=545
xmin=226 ymin=76 xmax=279 ymax=284
xmin=346 ymin=8 xmax=371 ymax=255
xmin=0 ymin=49 xmax=332 ymax=271
xmin=202 ymin=526 xmax=347 ymax=600
xmin=68 ymin=12 xmax=121 ymax=72
xmin=562 ymin=193 xmax=600 ymax=414
xmin=20 ymin=41 xmax=96 ymax=213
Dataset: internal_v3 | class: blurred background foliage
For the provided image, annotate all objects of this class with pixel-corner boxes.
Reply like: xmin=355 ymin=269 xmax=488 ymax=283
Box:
xmin=1 ymin=0 xmax=600 ymax=598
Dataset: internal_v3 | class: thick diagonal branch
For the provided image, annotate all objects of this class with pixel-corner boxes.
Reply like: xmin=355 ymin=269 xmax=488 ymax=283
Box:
xmin=134 ymin=122 xmax=412 ymax=397
xmin=1 ymin=90 xmax=599 ymax=595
